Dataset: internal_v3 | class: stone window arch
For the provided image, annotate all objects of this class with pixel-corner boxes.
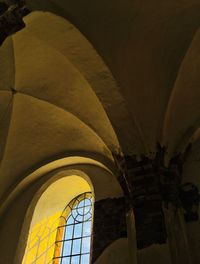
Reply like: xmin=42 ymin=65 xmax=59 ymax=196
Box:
xmin=22 ymin=176 xmax=93 ymax=264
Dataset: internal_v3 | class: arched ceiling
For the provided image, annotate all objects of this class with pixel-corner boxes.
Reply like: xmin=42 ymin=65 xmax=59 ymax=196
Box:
xmin=163 ymin=28 xmax=200 ymax=157
xmin=13 ymin=29 xmax=116 ymax=149
xmin=20 ymin=11 xmax=145 ymax=155
xmin=26 ymin=0 xmax=200 ymax=156
xmin=0 ymin=37 xmax=15 ymax=91
xmin=24 ymin=1 xmax=200 ymax=179
xmin=1 ymin=1 xmax=200 ymax=201
xmin=0 ymin=11 xmax=128 ymax=200
xmin=0 ymin=92 xmax=112 ymax=196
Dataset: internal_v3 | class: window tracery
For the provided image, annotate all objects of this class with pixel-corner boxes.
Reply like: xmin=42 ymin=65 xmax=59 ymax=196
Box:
xmin=23 ymin=192 xmax=93 ymax=264
xmin=53 ymin=192 xmax=93 ymax=264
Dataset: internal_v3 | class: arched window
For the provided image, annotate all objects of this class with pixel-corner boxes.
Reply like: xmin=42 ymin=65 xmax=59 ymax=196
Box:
xmin=22 ymin=176 xmax=93 ymax=264
xmin=53 ymin=192 xmax=93 ymax=264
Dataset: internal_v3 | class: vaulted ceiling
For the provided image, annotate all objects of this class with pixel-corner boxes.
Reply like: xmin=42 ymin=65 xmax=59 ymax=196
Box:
xmin=26 ymin=0 xmax=200 ymax=157
xmin=1 ymin=0 xmax=200 ymax=205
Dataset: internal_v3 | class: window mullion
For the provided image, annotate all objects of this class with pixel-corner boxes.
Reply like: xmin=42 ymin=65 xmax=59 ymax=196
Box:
xmin=69 ymin=215 xmax=76 ymax=264
xmin=79 ymin=193 xmax=86 ymax=264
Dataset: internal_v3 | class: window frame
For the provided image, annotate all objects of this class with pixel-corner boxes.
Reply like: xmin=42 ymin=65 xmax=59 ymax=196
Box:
xmin=53 ymin=192 xmax=93 ymax=264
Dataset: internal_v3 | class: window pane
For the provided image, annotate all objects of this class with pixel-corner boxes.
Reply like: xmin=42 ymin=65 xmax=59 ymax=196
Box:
xmin=81 ymin=237 xmax=91 ymax=254
xmin=61 ymin=257 xmax=70 ymax=264
xmin=78 ymin=200 xmax=85 ymax=208
xmin=84 ymin=205 xmax=91 ymax=215
xmin=77 ymin=206 xmax=84 ymax=215
xmin=67 ymin=215 xmax=75 ymax=225
xmin=63 ymin=240 xmax=72 ymax=256
xmin=84 ymin=212 xmax=92 ymax=221
xmin=74 ymin=223 xmax=82 ymax=238
xmin=83 ymin=221 xmax=91 ymax=236
xmin=72 ymin=239 xmax=81 ymax=255
xmin=84 ymin=199 xmax=91 ymax=206
xmin=71 ymin=256 xmax=80 ymax=264
xmin=64 ymin=225 xmax=73 ymax=240
xmin=72 ymin=209 xmax=78 ymax=220
xmin=81 ymin=254 xmax=90 ymax=264
xmin=76 ymin=214 xmax=83 ymax=222
xmin=52 ymin=193 xmax=93 ymax=264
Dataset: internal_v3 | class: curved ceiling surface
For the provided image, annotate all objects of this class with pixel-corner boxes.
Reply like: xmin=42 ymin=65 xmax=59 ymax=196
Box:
xmin=26 ymin=0 xmax=200 ymax=155
xmin=0 ymin=1 xmax=200 ymax=199
xmin=0 ymin=12 xmax=125 ymax=200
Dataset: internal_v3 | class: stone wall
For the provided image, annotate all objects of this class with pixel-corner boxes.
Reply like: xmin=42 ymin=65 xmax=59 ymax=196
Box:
xmin=92 ymin=197 xmax=127 ymax=262
xmin=0 ymin=0 xmax=30 ymax=45
xmin=127 ymin=157 xmax=167 ymax=249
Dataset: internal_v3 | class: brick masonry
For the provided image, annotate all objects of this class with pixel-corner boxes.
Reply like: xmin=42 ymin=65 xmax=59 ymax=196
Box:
xmin=113 ymin=145 xmax=200 ymax=249
xmin=126 ymin=157 xmax=167 ymax=249
xmin=92 ymin=197 xmax=127 ymax=262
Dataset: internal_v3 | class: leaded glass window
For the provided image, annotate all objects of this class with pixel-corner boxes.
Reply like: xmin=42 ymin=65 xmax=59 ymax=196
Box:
xmin=53 ymin=192 xmax=93 ymax=264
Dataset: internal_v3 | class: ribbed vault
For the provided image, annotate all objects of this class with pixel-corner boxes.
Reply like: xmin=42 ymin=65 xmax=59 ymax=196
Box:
xmin=26 ymin=0 xmax=200 ymax=158
xmin=0 ymin=2 xmax=200 ymax=263
xmin=0 ymin=3 xmax=200 ymax=202
xmin=0 ymin=11 xmax=128 ymax=205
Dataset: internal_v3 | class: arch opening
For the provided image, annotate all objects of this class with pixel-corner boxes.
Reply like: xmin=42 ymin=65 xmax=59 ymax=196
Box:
xmin=22 ymin=175 xmax=93 ymax=264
